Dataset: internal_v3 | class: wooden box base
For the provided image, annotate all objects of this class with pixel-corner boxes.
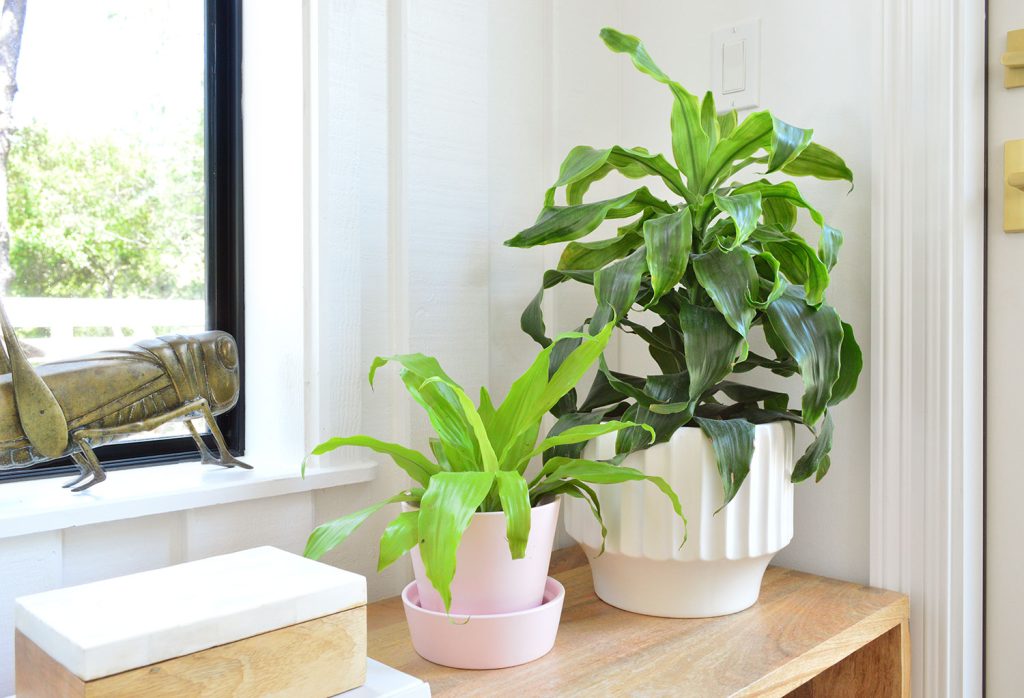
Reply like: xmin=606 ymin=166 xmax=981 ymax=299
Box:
xmin=16 ymin=606 xmax=367 ymax=698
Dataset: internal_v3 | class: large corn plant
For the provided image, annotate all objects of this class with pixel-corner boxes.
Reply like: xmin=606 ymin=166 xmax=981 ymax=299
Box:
xmin=504 ymin=28 xmax=863 ymax=506
xmin=302 ymin=322 xmax=684 ymax=612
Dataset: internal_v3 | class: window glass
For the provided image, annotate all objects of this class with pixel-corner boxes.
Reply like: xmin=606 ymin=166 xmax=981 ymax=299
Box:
xmin=6 ymin=0 xmax=206 ymax=363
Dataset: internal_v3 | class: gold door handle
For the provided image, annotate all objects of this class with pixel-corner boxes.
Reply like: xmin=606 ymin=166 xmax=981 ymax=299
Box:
xmin=1003 ymin=51 xmax=1024 ymax=69
xmin=1006 ymin=30 xmax=1024 ymax=88
xmin=1008 ymin=141 xmax=1024 ymax=232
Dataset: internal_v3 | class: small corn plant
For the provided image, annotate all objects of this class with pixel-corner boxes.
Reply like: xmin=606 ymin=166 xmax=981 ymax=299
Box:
xmin=303 ymin=321 xmax=684 ymax=612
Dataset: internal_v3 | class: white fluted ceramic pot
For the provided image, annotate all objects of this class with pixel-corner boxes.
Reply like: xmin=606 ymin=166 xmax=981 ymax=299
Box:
xmin=564 ymin=421 xmax=794 ymax=618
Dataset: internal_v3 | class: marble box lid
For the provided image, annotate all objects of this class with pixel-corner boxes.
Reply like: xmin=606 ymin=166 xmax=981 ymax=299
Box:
xmin=15 ymin=545 xmax=366 ymax=681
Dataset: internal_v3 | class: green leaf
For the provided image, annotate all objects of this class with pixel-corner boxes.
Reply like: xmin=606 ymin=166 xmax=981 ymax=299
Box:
xmin=593 ymin=246 xmax=647 ymax=329
xmin=520 ymin=269 xmax=594 ymax=347
xmin=546 ymin=145 xmax=687 ymax=205
xmin=819 ymin=224 xmax=843 ymax=271
xmin=418 ymin=472 xmax=496 ymax=612
xmin=598 ymin=27 xmax=707 ymax=195
xmin=420 ymin=377 xmax=498 ymax=472
xmin=793 ymin=411 xmax=834 ymax=482
xmin=495 ymin=471 xmax=532 ymax=559
xmin=749 ymin=251 xmax=787 ymax=309
xmin=756 ymin=231 xmax=830 ymax=307
xmin=782 ymin=142 xmax=854 ymax=185
xmin=304 ymin=489 xmax=423 ymax=560
xmin=701 ymin=91 xmax=720 ymax=149
xmin=692 ymin=247 xmax=758 ymax=337
xmin=378 ymin=510 xmax=419 ymax=572
xmin=537 ymin=480 xmax=608 ymax=551
xmin=308 ymin=436 xmax=438 ymax=486
xmin=829 ymin=321 xmax=862 ymax=406
xmin=558 ymin=233 xmax=640 ymax=272
xmin=678 ymin=301 xmax=743 ymax=405
xmin=713 ymin=191 xmax=762 ymax=249
xmin=539 ymin=456 xmax=687 ymax=541
xmin=694 ymin=417 xmax=756 ymax=508
xmin=504 ymin=188 xmax=669 ymax=248
xmin=703 ymin=111 xmax=772 ymax=191
xmin=643 ymin=209 xmax=692 ymax=303
xmin=717 ymin=109 xmax=738 ymax=139
xmin=766 ymin=115 xmax=813 ymax=173
xmin=541 ymin=410 xmax=614 ymax=460
xmin=493 ymin=324 xmax=615 ymax=465
xmin=518 ymin=420 xmax=654 ymax=471
xmin=370 ymin=354 xmax=479 ymax=470
xmin=764 ymin=287 xmax=843 ymax=427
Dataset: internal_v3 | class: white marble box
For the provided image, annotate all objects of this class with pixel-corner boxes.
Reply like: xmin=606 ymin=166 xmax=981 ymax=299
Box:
xmin=14 ymin=546 xmax=368 ymax=697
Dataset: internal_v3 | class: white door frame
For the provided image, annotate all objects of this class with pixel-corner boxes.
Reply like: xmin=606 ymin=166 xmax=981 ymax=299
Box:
xmin=870 ymin=0 xmax=985 ymax=695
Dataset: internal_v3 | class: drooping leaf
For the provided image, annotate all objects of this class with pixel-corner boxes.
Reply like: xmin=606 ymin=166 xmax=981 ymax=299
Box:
xmin=643 ymin=208 xmax=692 ymax=303
xmin=541 ymin=409 xmax=614 ymax=461
xmin=378 ymin=510 xmax=420 ymax=572
xmin=504 ymin=188 xmax=670 ymax=248
xmin=782 ymin=142 xmax=854 ymax=185
xmin=546 ymin=145 xmax=687 ymax=205
xmin=692 ymin=247 xmax=758 ymax=337
xmin=749 ymin=250 xmax=787 ymax=309
xmin=792 ymin=411 xmax=834 ymax=482
xmin=678 ymin=301 xmax=743 ymax=404
xmin=536 ymin=456 xmax=687 ymax=542
xmin=308 ymin=436 xmax=438 ymax=486
xmin=518 ymin=420 xmax=654 ymax=471
xmin=713 ymin=191 xmax=762 ymax=249
xmin=558 ymin=233 xmax=641 ymax=271
xmin=766 ymin=115 xmax=813 ymax=173
xmin=520 ymin=269 xmax=594 ymax=347
xmin=418 ymin=472 xmax=496 ymax=612
xmin=758 ymin=232 xmax=829 ymax=306
xmin=828 ymin=321 xmax=862 ymax=406
xmin=305 ymin=489 xmax=423 ymax=560
xmin=764 ymin=287 xmax=843 ymax=427
xmin=495 ymin=471 xmax=532 ymax=558
xmin=694 ymin=417 xmax=756 ymax=508
xmin=593 ymin=246 xmax=647 ymax=331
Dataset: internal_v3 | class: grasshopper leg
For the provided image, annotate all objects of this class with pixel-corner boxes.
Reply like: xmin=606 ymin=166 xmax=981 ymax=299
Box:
xmin=194 ymin=400 xmax=252 ymax=470
xmin=67 ymin=436 xmax=107 ymax=492
xmin=62 ymin=452 xmax=91 ymax=489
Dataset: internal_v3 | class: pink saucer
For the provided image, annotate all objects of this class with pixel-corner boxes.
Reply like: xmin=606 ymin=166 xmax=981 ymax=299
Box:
xmin=401 ymin=576 xmax=565 ymax=670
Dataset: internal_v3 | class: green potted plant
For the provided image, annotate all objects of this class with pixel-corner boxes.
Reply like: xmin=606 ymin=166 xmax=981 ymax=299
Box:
xmin=504 ymin=28 xmax=863 ymax=618
xmin=303 ymin=322 xmax=684 ymax=668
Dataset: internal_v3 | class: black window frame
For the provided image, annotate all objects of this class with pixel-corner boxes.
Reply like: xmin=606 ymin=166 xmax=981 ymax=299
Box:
xmin=0 ymin=0 xmax=244 ymax=484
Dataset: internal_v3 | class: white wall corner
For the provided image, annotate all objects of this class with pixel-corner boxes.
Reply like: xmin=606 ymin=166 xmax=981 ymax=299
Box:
xmin=870 ymin=0 xmax=985 ymax=695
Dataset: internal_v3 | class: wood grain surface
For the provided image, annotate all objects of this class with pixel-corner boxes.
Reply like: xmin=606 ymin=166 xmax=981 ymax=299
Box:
xmin=16 ymin=607 xmax=366 ymax=698
xmin=367 ymin=547 xmax=909 ymax=697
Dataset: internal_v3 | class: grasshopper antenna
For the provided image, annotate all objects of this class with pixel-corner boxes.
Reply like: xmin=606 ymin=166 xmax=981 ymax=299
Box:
xmin=0 ymin=296 xmax=68 ymax=457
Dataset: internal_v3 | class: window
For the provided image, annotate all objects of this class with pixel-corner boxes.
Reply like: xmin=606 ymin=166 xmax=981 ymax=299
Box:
xmin=0 ymin=0 xmax=243 ymax=483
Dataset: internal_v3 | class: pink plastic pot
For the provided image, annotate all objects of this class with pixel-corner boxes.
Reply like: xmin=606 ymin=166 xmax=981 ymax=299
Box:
xmin=406 ymin=497 xmax=559 ymax=615
xmin=401 ymin=577 xmax=565 ymax=669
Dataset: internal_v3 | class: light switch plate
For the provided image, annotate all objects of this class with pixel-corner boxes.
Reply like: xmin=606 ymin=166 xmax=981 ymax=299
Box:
xmin=712 ymin=19 xmax=760 ymax=113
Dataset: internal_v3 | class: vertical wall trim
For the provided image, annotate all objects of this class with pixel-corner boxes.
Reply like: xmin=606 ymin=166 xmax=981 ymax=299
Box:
xmin=386 ymin=0 xmax=410 ymax=444
xmin=302 ymin=0 xmax=320 ymax=450
xmin=870 ymin=0 xmax=985 ymax=695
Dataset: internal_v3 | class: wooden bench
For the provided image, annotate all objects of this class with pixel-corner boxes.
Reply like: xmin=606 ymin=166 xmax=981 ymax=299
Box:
xmin=367 ymin=546 xmax=909 ymax=697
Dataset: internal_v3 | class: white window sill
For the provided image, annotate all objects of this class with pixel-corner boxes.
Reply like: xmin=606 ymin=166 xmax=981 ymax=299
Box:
xmin=0 ymin=456 xmax=377 ymax=540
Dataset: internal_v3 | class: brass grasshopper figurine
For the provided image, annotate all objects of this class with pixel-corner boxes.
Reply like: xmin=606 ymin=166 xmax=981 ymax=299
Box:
xmin=0 ymin=297 xmax=249 ymax=491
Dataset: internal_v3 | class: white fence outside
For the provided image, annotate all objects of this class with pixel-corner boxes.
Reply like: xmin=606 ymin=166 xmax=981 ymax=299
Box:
xmin=5 ymin=296 xmax=205 ymax=361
